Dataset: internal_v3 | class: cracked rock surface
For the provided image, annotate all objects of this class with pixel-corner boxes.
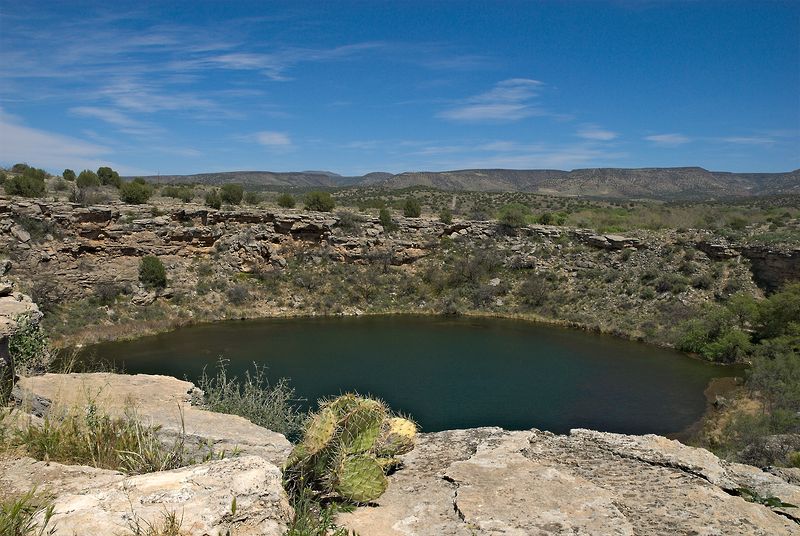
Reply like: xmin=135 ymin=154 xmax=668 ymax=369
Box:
xmin=338 ymin=428 xmax=800 ymax=535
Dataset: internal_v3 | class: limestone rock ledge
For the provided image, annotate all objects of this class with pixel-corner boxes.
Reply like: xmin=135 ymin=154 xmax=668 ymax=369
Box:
xmin=0 ymin=455 xmax=290 ymax=536
xmin=339 ymin=428 xmax=800 ymax=536
xmin=18 ymin=372 xmax=293 ymax=465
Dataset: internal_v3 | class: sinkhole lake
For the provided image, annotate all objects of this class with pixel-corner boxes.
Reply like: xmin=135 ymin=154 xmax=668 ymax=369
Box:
xmin=83 ymin=316 xmax=742 ymax=435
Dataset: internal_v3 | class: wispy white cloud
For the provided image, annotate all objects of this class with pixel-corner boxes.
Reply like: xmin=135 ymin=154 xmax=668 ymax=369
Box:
xmin=644 ymin=133 xmax=690 ymax=146
xmin=577 ymin=125 xmax=618 ymax=141
xmin=438 ymin=79 xmax=546 ymax=122
xmin=69 ymin=106 xmax=161 ymax=136
xmin=718 ymin=136 xmax=776 ymax=146
xmin=254 ymin=131 xmax=292 ymax=148
xmin=0 ymin=107 xmax=147 ymax=173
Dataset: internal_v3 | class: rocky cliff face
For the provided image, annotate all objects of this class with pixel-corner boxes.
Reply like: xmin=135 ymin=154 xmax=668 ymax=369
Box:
xmin=6 ymin=373 xmax=800 ymax=535
xmin=0 ymin=195 xmax=796 ymax=347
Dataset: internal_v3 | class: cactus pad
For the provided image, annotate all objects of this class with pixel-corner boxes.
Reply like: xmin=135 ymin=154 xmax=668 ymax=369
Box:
xmin=333 ymin=454 xmax=388 ymax=503
xmin=302 ymin=407 xmax=337 ymax=455
xmin=375 ymin=417 xmax=417 ymax=456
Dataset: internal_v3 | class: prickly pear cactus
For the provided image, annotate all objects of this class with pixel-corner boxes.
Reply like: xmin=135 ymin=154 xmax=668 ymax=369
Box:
xmin=283 ymin=393 xmax=418 ymax=503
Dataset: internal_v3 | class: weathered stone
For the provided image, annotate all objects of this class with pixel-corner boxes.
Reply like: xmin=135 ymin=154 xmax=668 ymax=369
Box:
xmin=18 ymin=373 xmax=293 ymax=465
xmin=8 ymin=456 xmax=290 ymax=536
xmin=339 ymin=428 xmax=800 ymax=535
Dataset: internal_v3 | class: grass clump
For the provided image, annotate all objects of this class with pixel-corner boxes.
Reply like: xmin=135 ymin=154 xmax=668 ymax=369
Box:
xmin=0 ymin=488 xmax=55 ymax=536
xmin=12 ymin=402 xmax=205 ymax=474
xmin=197 ymin=359 xmax=305 ymax=441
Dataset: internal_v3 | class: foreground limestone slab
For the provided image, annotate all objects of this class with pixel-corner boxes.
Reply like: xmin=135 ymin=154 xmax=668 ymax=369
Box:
xmin=18 ymin=373 xmax=292 ymax=465
xmin=339 ymin=428 xmax=800 ymax=536
xmin=42 ymin=455 xmax=289 ymax=536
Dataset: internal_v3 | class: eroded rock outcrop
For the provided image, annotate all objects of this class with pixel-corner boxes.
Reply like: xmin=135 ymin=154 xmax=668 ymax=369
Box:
xmin=17 ymin=373 xmax=292 ymax=464
xmin=339 ymin=428 xmax=800 ymax=535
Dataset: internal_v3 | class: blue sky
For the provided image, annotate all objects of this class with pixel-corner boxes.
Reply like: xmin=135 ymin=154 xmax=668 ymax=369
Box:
xmin=0 ymin=0 xmax=798 ymax=176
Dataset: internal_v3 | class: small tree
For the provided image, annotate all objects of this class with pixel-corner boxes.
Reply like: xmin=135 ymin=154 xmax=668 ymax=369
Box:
xmin=3 ymin=172 xmax=46 ymax=197
xmin=63 ymin=169 xmax=76 ymax=181
xmin=76 ymin=169 xmax=100 ymax=189
xmin=403 ymin=197 xmax=422 ymax=218
xmin=498 ymin=203 xmax=530 ymax=228
xmin=205 ymin=189 xmax=222 ymax=209
xmin=439 ymin=208 xmax=453 ymax=224
xmin=97 ymin=166 xmax=121 ymax=188
xmin=220 ymin=183 xmax=244 ymax=205
xmin=119 ymin=180 xmax=153 ymax=204
xmin=277 ymin=192 xmax=296 ymax=208
xmin=304 ymin=191 xmax=335 ymax=212
xmin=139 ymin=255 xmax=167 ymax=289
xmin=379 ymin=207 xmax=395 ymax=231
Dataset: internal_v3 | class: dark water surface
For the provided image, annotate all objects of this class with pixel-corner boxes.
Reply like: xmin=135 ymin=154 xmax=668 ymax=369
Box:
xmin=83 ymin=315 xmax=741 ymax=435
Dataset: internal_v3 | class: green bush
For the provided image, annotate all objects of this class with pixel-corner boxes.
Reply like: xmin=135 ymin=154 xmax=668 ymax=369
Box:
xmin=205 ymin=189 xmax=222 ymax=209
xmin=439 ymin=208 xmax=453 ymax=224
xmin=161 ymin=185 xmax=194 ymax=202
xmin=62 ymin=168 xmax=76 ymax=181
xmin=304 ymin=191 xmax=335 ymax=212
xmin=498 ymin=203 xmax=530 ymax=228
xmin=379 ymin=207 xmax=395 ymax=231
xmin=97 ymin=166 xmax=121 ymax=188
xmin=119 ymin=180 xmax=153 ymax=204
xmin=220 ymin=183 xmax=244 ymax=205
xmin=403 ymin=197 xmax=421 ymax=218
xmin=277 ymin=192 xmax=296 ymax=208
xmin=76 ymin=169 xmax=100 ymax=189
xmin=9 ymin=314 xmax=54 ymax=376
xmin=138 ymin=255 xmax=167 ymax=289
xmin=243 ymin=191 xmax=260 ymax=205
xmin=3 ymin=173 xmax=46 ymax=198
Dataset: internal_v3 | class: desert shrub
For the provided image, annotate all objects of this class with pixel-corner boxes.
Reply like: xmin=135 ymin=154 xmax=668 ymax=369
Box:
xmin=518 ymin=276 xmax=548 ymax=307
xmin=243 ymin=191 xmax=261 ymax=205
xmin=9 ymin=314 xmax=54 ymax=376
xmin=403 ymin=197 xmax=421 ymax=218
xmin=304 ymin=191 xmax=335 ymax=212
xmin=97 ymin=166 xmax=121 ymax=188
xmin=220 ymin=183 xmax=244 ymax=205
xmin=62 ymin=168 xmax=76 ymax=181
xmin=691 ymin=273 xmax=713 ymax=290
xmin=379 ymin=207 xmax=395 ymax=231
xmin=197 ymin=359 xmax=304 ymax=440
xmin=138 ymin=255 xmax=167 ymax=289
xmin=498 ymin=203 xmax=530 ymax=228
xmin=336 ymin=211 xmax=363 ymax=234
xmin=205 ymin=189 xmax=222 ymax=209
xmin=119 ymin=180 xmax=153 ymax=204
xmin=0 ymin=488 xmax=55 ymax=536
xmin=226 ymin=284 xmax=250 ymax=305
xmin=53 ymin=178 xmax=69 ymax=192
xmin=161 ymin=185 xmax=194 ymax=203
xmin=76 ymin=169 xmax=100 ymax=189
xmin=0 ymin=171 xmax=5 ymax=185
xmin=439 ymin=208 xmax=453 ymax=224
xmin=3 ymin=171 xmax=46 ymax=198
xmin=92 ymin=282 xmax=125 ymax=305
xmin=448 ymin=247 xmax=501 ymax=287
xmin=654 ymin=273 xmax=689 ymax=294
xmin=69 ymin=186 xmax=109 ymax=206
xmin=277 ymin=192 xmax=296 ymax=208
xmin=11 ymin=163 xmax=30 ymax=173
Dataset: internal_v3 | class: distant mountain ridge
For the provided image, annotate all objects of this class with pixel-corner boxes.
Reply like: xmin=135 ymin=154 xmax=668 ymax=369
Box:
xmin=129 ymin=167 xmax=800 ymax=200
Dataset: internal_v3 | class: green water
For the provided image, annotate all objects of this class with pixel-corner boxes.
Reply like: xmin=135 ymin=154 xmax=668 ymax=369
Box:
xmin=83 ymin=315 xmax=741 ymax=435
